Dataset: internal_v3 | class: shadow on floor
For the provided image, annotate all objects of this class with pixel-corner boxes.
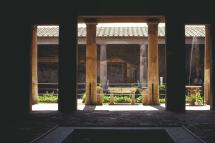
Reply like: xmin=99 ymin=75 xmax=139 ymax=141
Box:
xmin=152 ymin=105 xmax=166 ymax=110
xmin=83 ymin=105 xmax=96 ymax=111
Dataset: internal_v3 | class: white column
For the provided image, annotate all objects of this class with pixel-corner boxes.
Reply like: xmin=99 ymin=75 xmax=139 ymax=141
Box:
xmin=140 ymin=44 xmax=147 ymax=87
xmin=100 ymin=44 xmax=107 ymax=89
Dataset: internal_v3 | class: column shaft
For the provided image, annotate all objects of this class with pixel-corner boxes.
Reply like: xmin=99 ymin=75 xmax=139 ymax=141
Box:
xmin=100 ymin=44 xmax=107 ymax=89
xmin=204 ymin=25 xmax=212 ymax=105
xmin=32 ymin=26 xmax=38 ymax=104
xmin=211 ymin=23 xmax=215 ymax=110
xmin=143 ymin=22 xmax=159 ymax=105
xmin=58 ymin=17 xmax=77 ymax=112
xmin=140 ymin=44 xmax=147 ymax=87
xmin=85 ymin=22 xmax=97 ymax=105
xmin=166 ymin=17 xmax=185 ymax=112
xmin=13 ymin=23 xmax=32 ymax=115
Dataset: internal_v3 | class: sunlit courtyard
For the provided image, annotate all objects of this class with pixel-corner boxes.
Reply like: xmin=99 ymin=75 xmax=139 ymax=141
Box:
xmin=32 ymin=99 xmax=210 ymax=111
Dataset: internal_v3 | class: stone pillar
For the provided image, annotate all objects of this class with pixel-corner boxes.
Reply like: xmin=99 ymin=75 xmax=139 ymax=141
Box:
xmin=211 ymin=23 xmax=215 ymax=110
xmin=13 ymin=23 xmax=32 ymax=115
xmin=31 ymin=26 xmax=38 ymax=104
xmin=204 ymin=25 xmax=212 ymax=105
xmin=100 ymin=44 xmax=107 ymax=89
xmin=143 ymin=20 xmax=160 ymax=105
xmin=58 ymin=17 xmax=77 ymax=112
xmin=85 ymin=21 xmax=97 ymax=105
xmin=140 ymin=44 xmax=147 ymax=87
xmin=166 ymin=17 xmax=185 ymax=112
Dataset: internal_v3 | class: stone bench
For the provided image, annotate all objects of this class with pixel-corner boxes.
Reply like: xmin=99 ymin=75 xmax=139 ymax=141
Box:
xmin=108 ymin=87 xmax=137 ymax=105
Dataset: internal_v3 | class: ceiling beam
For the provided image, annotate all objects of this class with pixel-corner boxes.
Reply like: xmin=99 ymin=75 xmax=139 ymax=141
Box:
xmin=78 ymin=16 xmax=165 ymax=23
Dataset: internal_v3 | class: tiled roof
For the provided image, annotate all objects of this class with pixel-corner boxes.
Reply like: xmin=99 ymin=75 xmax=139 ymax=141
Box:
xmin=37 ymin=26 xmax=205 ymax=37
xmin=37 ymin=26 xmax=59 ymax=37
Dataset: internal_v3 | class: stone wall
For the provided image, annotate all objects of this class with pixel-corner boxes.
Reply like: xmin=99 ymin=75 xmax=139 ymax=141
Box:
xmin=38 ymin=44 xmax=204 ymax=86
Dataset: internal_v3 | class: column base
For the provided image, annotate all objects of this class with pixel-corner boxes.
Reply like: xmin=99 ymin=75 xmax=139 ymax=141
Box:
xmin=142 ymin=97 xmax=160 ymax=105
xmin=32 ymin=100 xmax=38 ymax=105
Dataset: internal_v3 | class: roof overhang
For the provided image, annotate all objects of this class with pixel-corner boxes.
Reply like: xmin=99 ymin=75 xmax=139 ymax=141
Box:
xmin=78 ymin=16 xmax=165 ymax=23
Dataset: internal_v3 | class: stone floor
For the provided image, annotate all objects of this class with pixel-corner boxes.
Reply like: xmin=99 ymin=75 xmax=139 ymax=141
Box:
xmin=32 ymin=103 xmax=210 ymax=111
xmin=17 ymin=107 xmax=215 ymax=143
xmin=32 ymin=99 xmax=210 ymax=111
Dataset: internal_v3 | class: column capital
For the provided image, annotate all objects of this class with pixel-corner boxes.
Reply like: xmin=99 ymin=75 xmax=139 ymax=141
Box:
xmin=140 ymin=43 xmax=146 ymax=47
xmin=147 ymin=19 xmax=159 ymax=35
xmin=84 ymin=18 xmax=97 ymax=25
xmin=86 ymin=19 xmax=97 ymax=32
xmin=100 ymin=43 xmax=106 ymax=47
xmin=146 ymin=18 xmax=159 ymax=25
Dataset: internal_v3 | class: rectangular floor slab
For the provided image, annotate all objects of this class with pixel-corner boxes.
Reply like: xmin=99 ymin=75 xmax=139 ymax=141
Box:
xmin=33 ymin=126 xmax=204 ymax=143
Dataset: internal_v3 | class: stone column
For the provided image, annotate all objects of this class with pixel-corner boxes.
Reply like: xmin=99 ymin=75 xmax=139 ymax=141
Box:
xmin=204 ymin=25 xmax=212 ymax=105
xmin=85 ymin=21 xmax=97 ymax=105
xmin=13 ymin=23 xmax=32 ymax=115
xmin=140 ymin=44 xmax=147 ymax=88
xmin=210 ymin=23 xmax=215 ymax=110
xmin=58 ymin=16 xmax=77 ymax=112
xmin=143 ymin=20 xmax=160 ymax=105
xmin=166 ymin=17 xmax=185 ymax=112
xmin=32 ymin=26 xmax=38 ymax=104
xmin=100 ymin=44 xmax=107 ymax=89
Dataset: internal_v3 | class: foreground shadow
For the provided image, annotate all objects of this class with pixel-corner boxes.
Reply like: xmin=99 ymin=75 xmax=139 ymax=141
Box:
xmin=83 ymin=105 xmax=96 ymax=111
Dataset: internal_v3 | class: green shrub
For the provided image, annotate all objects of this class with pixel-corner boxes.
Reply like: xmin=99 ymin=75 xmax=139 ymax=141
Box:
xmin=97 ymin=86 xmax=104 ymax=105
xmin=186 ymin=95 xmax=203 ymax=105
xmin=159 ymin=98 xmax=165 ymax=103
xmin=186 ymin=87 xmax=203 ymax=105
xmin=159 ymin=84 xmax=166 ymax=91
xmin=81 ymin=89 xmax=168 ymax=104
xmin=136 ymin=95 xmax=142 ymax=103
xmin=103 ymin=95 xmax=110 ymax=103
xmin=38 ymin=91 xmax=58 ymax=103
xmin=114 ymin=95 xmax=131 ymax=103
xmin=82 ymin=93 xmax=86 ymax=103
xmin=42 ymin=91 xmax=57 ymax=96
xmin=39 ymin=95 xmax=58 ymax=103
xmin=185 ymin=96 xmax=190 ymax=103
xmin=195 ymin=95 xmax=203 ymax=104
